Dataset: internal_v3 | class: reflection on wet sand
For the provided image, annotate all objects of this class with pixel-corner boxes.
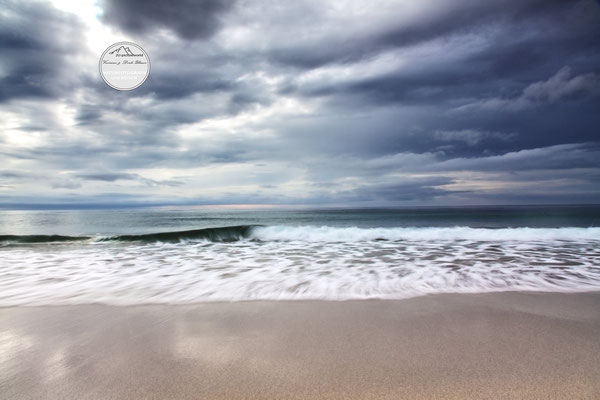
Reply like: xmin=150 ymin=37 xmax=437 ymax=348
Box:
xmin=2 ymin=292 xmax=600 ymax=399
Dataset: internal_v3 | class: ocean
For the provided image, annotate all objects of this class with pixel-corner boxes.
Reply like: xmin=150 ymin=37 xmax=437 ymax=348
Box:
xmin=1 ymin=205 xmax=599 ymax=305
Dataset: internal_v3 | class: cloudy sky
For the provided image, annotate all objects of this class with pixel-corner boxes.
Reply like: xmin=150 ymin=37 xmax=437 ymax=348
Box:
xmin=1 ymin=0 xmax=599 ymax=208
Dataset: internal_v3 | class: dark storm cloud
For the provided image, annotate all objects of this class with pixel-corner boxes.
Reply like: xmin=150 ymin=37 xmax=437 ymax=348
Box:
xmin=458 ymin=67 xmax=600 ymax=111
xmin=87 ymin=0 xmax=599 ymax=167
xmin=294 ymin=22 xmax=600 ymax=108
xmin=0 ymin=0 xmax=86 ymax=103
xmin=351 ymin=143 xmax=600 ymax=177
xmin=269 ymin=0 xmax=586 ymax=69
xmin=283 ymin=66 xmax=600 ymax=160
xmin=426 ymin=143 xmax=600 ymax=173
xmin=2 ymin=0 xmax=599 ymax=208
xmin=100 ymin=0 xmax=236 ymax=40
xmin=281 ymin=0 xmax=600 ymax=134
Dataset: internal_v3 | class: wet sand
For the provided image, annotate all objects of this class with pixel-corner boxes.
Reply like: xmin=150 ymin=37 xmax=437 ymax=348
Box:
xmin=1 ymin=292 xmax=599 ymax=399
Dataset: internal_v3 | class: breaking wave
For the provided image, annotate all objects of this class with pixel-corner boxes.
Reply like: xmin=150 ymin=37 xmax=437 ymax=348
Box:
xmin=250 ymin=225 xmax=600 ymax=242
xmin=1 ymin=225 xmax=599 ymax=306
xmin=1 ymin=225 xmax=599 ymax=245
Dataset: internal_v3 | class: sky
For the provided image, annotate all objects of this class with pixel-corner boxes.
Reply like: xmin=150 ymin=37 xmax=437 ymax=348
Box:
xmin=0 ymin=0 xmax=599 ymax=209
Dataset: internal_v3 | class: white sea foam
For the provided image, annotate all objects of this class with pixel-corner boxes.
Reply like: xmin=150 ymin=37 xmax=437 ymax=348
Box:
xmin=249 ymin=226 xmax=600 ymax=242
xmin=1 ymin=226 xmax=599 ymax=306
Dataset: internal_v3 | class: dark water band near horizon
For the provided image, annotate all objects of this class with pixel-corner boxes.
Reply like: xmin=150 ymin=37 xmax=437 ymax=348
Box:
xmin=1 ymin=205 xmax=599 ymax=306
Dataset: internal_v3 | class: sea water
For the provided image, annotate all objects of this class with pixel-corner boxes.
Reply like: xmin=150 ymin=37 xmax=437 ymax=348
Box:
xmin=1 ymin=206 xmax=599 ymax=305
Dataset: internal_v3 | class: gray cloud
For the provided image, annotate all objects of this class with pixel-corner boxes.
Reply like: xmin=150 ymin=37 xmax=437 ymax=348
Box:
xmin=76 ymin=172 xmax=183 ymax=187
xmin=433 ymin=143 xmax=600 ymax=172
xmin=76 ymin=172 xmax=139 ymax=182
xmin=0 ymin=0 xmax=86 ymax=102
xmin=1 ymin=0 xmax=599 ymax=208
xmin=458 ymin=67 xmax=600 ymax=111
xmin=267 ymin=0 xmax=576 ymax=69
xmin=362 ymin=143 xmax=600 ymax=174
xmin=100 ymin=0 xmax=236 ymax=40
xmin=51 ymin=180 xmax=82 ymax=189
xmin=338 ymin=177 xmax=461 ymax=203
xmin=521 ymin=67 xmax=600 ymax=103
xmin=433 ymin=130 xmax=516 ymax=147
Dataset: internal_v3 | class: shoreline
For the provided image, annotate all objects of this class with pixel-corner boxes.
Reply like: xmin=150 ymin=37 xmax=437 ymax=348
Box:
xmin=3 ymin=287 xmax=600 ymax=308
xmin=2 ymin=291 xmax=600 ymax=399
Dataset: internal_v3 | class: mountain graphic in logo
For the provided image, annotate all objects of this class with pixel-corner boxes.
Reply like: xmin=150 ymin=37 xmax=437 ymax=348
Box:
xmin=109 ymin=46 xmax=136 ymax=56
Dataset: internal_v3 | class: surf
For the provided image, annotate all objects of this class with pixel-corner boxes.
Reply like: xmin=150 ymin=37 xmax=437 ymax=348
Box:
xmin=1 ymin=225 xmax=600 ymax=245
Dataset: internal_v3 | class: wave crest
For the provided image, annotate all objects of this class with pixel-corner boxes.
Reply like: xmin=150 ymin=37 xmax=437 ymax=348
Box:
xmin=250 ymin=226 xmax=600 ymax=242
xmin=103 ymin=225 xmax=256 ymax=243
xmin=1 ymin=225 xmax=599 ymax=245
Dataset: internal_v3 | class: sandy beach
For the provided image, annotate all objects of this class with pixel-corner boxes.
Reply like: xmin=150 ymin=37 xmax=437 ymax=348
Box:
xmin=1 ymin=292 xmax=599 ymax=399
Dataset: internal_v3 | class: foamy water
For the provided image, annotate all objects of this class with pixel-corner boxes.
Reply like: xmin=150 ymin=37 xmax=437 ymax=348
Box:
xmin=1 ymin=225 xmax=599 ymax=306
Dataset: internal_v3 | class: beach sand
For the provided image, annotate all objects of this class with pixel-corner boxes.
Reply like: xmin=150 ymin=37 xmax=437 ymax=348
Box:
xmin=1 ymin=292 xmax=599 ymax=399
